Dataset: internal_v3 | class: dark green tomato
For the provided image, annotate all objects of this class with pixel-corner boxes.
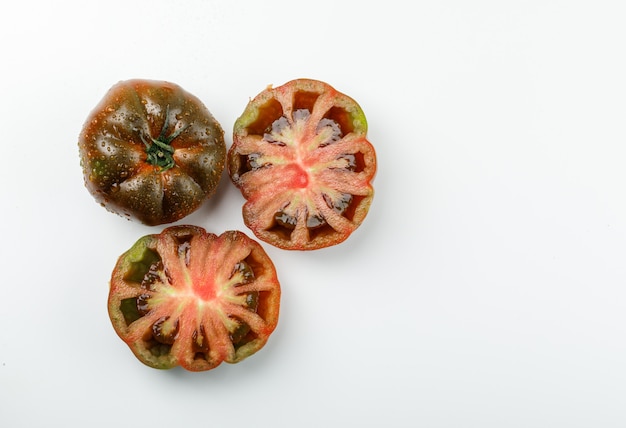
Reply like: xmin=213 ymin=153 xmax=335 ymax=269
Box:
xmin=78 ymin=79 xmax=226 ymax=226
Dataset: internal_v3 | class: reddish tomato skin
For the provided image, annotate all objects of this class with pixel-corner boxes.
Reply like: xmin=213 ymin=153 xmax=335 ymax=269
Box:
xmin=228 ymin=79 xmax=377 ymax=250
xmin=78 ymin=80 xmax=226 ymax=226
xmin=108 ymin=225 xmax=281 ymax=371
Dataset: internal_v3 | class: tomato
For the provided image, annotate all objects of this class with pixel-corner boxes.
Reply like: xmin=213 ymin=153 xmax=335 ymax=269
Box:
xmin=108 ymin=225 xmax=281 ymax=371
xmin=227 ymin=79 xmax=377 ymax=250
xmin=78 ymin=79 xmax=226 ymax=226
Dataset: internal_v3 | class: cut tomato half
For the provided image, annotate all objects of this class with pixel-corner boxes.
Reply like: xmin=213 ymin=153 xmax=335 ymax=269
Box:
xmin=228 ymin=79 xmax=377 ymax=250
xmin=108 ymin=225 xmax=281 ymax=371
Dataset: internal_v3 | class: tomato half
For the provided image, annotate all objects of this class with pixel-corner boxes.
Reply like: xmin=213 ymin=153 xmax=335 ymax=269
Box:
xmin=78 ymin=79 xmax=226 ymax=226
xmin=228 ymin=79 xmax=377 ymax=250
xmin=108 ymin=225 xmax=281 ymax=371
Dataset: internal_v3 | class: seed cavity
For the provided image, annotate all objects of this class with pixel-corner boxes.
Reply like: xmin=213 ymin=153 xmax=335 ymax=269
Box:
xmin=120 ymin=297 xmax=143 ymax=326
xmin=152 ymin=316 xmax=179 ymax=345
xmin=324 ymin=193 xmax=366 ymax=223
xmin=324 ymin=192 xmax=353 ymax=216
xmin=246 ymin=97 xmax=283 ymax=136
xmin=263 ymin=116 xmax=290 ymax=145
xmin=306 ymin=214 xmax=326 ymax=229
xmin=347 ymin=151 xmax=366 ymax=173
xmin=233 ymin=261 xmax=255 ymax=285
xmin=323 ymin=106 xmax=353 ymax=136
xmin=228 ymin=316 xmax=255 ymax=348
xmin=336 ymin=154 xmax=356 ymax=171
xmin=136 ymin=293 xmax=151 ymax=316
xmin=192 ymin=326 xmax=210 ymax=356
xmin=292 ymin=108 xmax=310 ymax=122
xmin=174 ymin=234 xmax=193 ymax=266
xmin=235 ymin=152 xmax=269 ymax=180
xmin=274 ymin=210 xmax=297 ymax=230
xmin=293 ymin=90 xmax=320 ymax=113
xmin=245 ymin=153 xmax=264 ymax=170
xmin=245 ymin=292 xmax=259 ymax=310
xmin=316 ymin=118 xmax=343 ymax=146
xmin=141 ymin=260 xmax=163 ymax=290
xmin=123 ymin=248 xmax=161 ymax=284
xmin=232 ymin=259 xmax=260 ymax=311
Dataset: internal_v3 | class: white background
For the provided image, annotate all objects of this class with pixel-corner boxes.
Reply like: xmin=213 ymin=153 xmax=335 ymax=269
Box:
xmin=1 ymin=1 xmax=625 ymax=427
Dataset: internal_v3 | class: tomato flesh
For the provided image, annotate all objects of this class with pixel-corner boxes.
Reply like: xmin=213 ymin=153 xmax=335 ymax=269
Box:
xmin=228 ymin=79 xmax=377 ymax=250
xmin=108 ymin=225 xmax=281 ymax=371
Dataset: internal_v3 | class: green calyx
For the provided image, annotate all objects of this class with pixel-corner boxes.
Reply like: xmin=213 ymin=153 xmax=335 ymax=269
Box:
xmin=146 ymin=138 xmax=176 ymax=169
xmin=143 ymin=105 xmax=189 ymax=170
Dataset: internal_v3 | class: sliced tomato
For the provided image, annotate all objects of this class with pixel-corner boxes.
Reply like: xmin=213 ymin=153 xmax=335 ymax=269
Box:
xmin=108 ymin=225 xmax=281 ymax=371
xmin=228 ymin=79 xmax=377 ymax=250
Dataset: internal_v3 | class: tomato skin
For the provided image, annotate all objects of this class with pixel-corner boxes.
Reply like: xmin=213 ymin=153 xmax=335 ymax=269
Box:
xmin=108 ymin=225 xmax=281 ymax=371
xmin=78 ymin=80 xmax=226 ymax=226
xmin=228 ymin=79 xmax=377 ymax=250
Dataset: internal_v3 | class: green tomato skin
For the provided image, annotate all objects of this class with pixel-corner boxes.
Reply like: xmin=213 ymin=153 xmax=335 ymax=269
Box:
xmin=79 ymin=79 xmax=226 ymax=226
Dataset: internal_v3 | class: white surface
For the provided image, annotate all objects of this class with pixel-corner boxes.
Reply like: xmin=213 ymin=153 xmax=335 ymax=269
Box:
xmin=1 ymin=1 xmax=625 ymax=427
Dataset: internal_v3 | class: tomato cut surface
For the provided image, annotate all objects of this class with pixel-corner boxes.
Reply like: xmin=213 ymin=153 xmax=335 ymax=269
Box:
xmin=108 ymin=225 xmax=281 ymax=371
xmin=228 ymin=79 xmax=377 ymax=250
xmin=78 ymin=79 xmax=226 ymax=226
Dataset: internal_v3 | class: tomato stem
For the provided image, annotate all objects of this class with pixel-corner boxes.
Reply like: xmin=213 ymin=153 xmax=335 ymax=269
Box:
xmin=143 ymin=105 xmax=190 ymax=170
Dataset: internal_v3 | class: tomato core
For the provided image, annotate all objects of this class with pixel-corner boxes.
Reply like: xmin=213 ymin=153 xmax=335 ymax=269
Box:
xmin=290 ymin=164 xmax=309 ymax=188
xmin=193 ymin=280 xmax=216 ymax=302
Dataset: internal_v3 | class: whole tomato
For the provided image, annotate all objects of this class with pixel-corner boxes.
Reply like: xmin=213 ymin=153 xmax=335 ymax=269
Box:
xmin=108 ymin=225 xmax=281 ymax=371
xmin=228 ymin=79 xmax=377 ymax=250
xmin=78 ymin=79 xmax=226 ymax=226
